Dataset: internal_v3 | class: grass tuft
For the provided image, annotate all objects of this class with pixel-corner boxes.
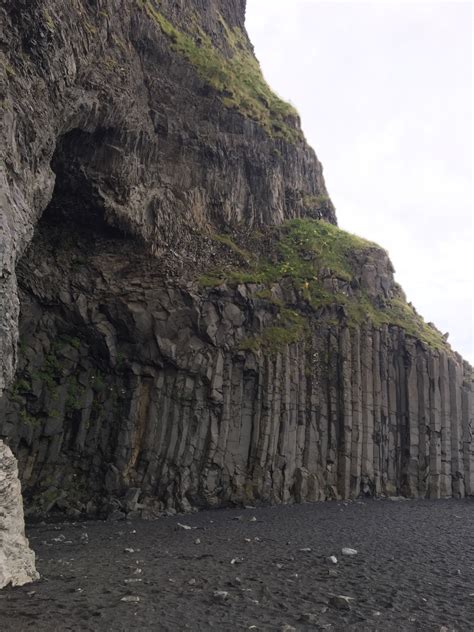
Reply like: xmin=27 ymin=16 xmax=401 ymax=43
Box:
xmin=141 ymin=1 xmax=302 ymax=142
xmin=200 ymin=219 xmax=449 ymax=352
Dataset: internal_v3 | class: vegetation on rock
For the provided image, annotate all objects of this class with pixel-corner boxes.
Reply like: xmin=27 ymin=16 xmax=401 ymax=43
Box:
xmin=200 ymin=219 xmax=449 ymax=352
xmin=140 ymin=1 xmax=302 ymax=141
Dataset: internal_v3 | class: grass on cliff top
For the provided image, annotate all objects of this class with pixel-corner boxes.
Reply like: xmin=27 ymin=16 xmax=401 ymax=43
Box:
xmin=140 ymin=1 xmax=302 ymax=142
xmin=202 ymin=219 xmax=379 ymax=288
xmin=199 ymin=218 xmax=448 ymax=352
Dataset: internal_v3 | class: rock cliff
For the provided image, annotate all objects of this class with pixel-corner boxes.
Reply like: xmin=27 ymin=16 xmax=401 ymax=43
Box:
xmin=0 ymin=0 xmax=472 ymax=533
xmin=0 ymin=442 xmax=39 ymax=588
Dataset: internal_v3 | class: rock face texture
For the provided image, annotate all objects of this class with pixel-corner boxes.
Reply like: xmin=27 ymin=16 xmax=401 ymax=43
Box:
xmin=0 ymin=217 xmax=472 ymax=517
xmin=0 ymin=0 xmax=472 ymax=528
xmin=0 ymin=441 xmax=39 ymax=588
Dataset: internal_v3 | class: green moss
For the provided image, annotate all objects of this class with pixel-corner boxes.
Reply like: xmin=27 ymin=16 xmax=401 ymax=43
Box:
xmin=211 ymin=234 xmax=253 ymax=263
xmin=201 ymin=218 xmax=449 ymax=352
xmin=254 ymin=289 xmax=283 ymax=306
xmin=203 ymin=219 xmax=377 ymax=289
xmin=20 ymin=409 xmax=40 ymax=428
xmin=60 ymin=334 xmax=81 ymax=350
xmin=35 ymin=357 xmax=61 ymax=393
xmin=66 ymin=380 xmax=86 ymax=412
xmin=238 ymin=307 xmax=308 ymax=354
xmin=112 ymin=33 xmax=128 ymax=53
xmin=116 ymin=352 xmax=127 ymax=370
xmin=83 ymin=19 xmax=97 ymax=34
xmin=302 ymin=194 xmax=331 ymax=210
xmin=43 ymin=8 xmax=55 ymax=31
xmin=198 ymin=274 xmax=225 ymax=288
xmin=2 ymin=59 xmax=16 ymax=77
xmin=238 ymin=336 xmax=261 ymax=354
xmin=140 ymin=1 xmax=302 ymax=142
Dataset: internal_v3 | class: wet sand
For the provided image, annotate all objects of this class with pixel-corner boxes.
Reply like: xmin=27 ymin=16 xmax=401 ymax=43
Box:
xmin=1 ymin=498 xmax=473 ymax=631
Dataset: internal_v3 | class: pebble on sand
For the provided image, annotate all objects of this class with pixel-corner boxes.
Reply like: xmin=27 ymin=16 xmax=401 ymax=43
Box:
xmin=329 ymin=595 xmax=355 ymax=610
xmin=120 ymin=596 xmax=140 ymax=603
xmin=341 ymin=547 xmax=358 ymax=556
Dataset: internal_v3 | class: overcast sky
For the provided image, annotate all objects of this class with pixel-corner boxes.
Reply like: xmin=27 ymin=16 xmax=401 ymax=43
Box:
xmin=246 ymin=0 xmax=473 ymax=364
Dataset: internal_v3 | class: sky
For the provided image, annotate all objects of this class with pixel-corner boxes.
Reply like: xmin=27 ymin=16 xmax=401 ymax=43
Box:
xmin=246 ymin=0 xmax=473 ymax=364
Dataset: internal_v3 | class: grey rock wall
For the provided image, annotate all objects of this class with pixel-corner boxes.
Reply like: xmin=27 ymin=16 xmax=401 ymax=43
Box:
xmin=0 ymin=0 xmax=333 ymax=396
xmin=0 ymin=0 xmax=472 ymax=550
xmin=0 ymin=220 xmax=471 ymax=518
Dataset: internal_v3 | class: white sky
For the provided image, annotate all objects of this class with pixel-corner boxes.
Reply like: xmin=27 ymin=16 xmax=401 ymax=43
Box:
xmin=246 ymin=0 xmax=473 ymax=364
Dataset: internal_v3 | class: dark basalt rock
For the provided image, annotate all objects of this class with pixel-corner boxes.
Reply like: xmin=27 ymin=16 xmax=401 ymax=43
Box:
xmin=0 ymin=0 xmax=472 ymax=529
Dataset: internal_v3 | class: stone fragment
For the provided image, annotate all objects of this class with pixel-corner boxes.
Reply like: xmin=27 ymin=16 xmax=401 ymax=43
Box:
xmin=120 ymin=596 xmax=140 ymax=603
xmin=0 ymin=441 xmax=39 ymax=588
xmin=341 ymin=548 xmax=358 ymax=556
xmin=329 ymin=595 xmax=354 ymax=610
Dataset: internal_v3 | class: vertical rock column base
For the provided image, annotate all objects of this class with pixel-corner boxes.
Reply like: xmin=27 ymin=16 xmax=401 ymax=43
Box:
xmin=0 ymin=440 xmax=39 ymax=588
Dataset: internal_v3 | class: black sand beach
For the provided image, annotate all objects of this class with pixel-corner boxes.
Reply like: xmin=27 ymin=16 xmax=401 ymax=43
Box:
xmin=1 ymin=498 xmax=473 ymax=631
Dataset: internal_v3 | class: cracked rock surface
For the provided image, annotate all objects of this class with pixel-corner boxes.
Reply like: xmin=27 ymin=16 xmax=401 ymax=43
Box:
xmin=0 ymin=0 xmax=472 ymax=589
xmin=0 ymin=441 xmax=39 ymax=589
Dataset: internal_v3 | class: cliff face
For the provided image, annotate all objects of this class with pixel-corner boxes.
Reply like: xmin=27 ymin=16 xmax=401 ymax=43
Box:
xmin=0 ymin=0 xmax=472 ymax=523
xmin=1 ymin=0 xmax=333 ymax=395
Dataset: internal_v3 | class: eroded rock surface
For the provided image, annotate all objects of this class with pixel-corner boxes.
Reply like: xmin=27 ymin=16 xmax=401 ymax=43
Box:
xmin=0 ymin=213 xmax=472 ymax=518
xmin=0 ymin=0 xmax=472 ymax=528
xmin=0 ymin=440 xmax=39 ymax=588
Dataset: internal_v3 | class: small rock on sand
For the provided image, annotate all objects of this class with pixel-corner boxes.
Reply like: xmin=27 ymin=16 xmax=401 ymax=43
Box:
xmin=329 ymin=595 xmax=354 ymax=610
xmin=120 ymin=596 xmax=140 ymax=603
xmin=341 ymin=548 xmax=358 ymax=556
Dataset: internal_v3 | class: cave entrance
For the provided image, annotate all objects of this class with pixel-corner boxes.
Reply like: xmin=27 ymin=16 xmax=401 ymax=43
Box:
xmin=41 ymin=128 xmax=124 ymax=236
xmin=0 ymin=129 xmax=136 ymax=518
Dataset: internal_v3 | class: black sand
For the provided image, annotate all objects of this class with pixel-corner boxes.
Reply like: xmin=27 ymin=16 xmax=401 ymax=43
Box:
xmin=1 ymin=498 xmax=473 ymax=631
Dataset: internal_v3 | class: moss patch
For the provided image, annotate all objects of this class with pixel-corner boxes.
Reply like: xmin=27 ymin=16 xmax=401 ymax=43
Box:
xmin=200 ymin=219 xmax=378 ymax=290
xmin=140 ymin=1 xmax=302 ymax=142
xmin=200 ymin=219 xmax=448 ymax=352
xmin=239 ymin=308 xmax=308 ymax=354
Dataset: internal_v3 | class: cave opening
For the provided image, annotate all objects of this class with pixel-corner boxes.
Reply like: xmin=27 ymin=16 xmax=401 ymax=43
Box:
xmin=0 ymin=129 xmax=138 ymax=517
xmin=41 ymin=128 xmax=124 ymax=237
